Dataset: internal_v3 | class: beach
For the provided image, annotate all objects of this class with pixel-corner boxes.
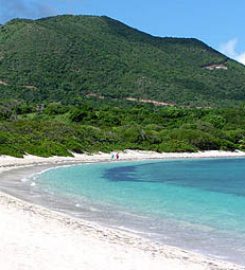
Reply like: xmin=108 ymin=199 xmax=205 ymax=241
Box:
xmin=1 ymin=150 xmax=245 ymax=270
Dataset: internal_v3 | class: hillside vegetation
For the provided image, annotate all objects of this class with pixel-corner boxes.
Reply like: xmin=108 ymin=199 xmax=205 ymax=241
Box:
xmin=1 ymin=15 xmax=245 ymax=157
xmin=1 ymin=99 xmax=245 ymax=157
xmin=0 ymin=15 xmax=245 ymax=107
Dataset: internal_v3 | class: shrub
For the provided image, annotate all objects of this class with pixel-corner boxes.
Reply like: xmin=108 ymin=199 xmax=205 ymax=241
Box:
xmin=158 ymin=140 xmax=197 ymax=153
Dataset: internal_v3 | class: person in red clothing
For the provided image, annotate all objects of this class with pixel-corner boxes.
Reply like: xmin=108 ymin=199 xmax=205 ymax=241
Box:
xmin=116 ymin=153 xmax=119 ymax=160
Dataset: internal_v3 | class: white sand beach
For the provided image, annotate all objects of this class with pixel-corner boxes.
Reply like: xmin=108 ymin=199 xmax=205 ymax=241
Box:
xmin=1 ymin=149 xmax=245 ymax=172
xmin=0 ymin=150 xmax=245 ymax=270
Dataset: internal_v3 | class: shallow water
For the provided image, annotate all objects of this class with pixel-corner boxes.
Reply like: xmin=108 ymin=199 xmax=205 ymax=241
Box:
xmin=3 ymin=158 xmax=245 ymax=265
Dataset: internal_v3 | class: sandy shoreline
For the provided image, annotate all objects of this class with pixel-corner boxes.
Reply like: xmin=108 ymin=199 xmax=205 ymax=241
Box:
xmin=1 ymin=150 xmax=245 ymax=270
xmin=1 ymin=149 xmax=245 ymax=172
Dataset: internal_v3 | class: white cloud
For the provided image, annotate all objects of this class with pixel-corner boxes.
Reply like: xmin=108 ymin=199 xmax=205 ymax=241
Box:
xmin=237 ymin=52 xmax=245 ymax=65
xmin=220 ymin=39 xmax=245 ymax=65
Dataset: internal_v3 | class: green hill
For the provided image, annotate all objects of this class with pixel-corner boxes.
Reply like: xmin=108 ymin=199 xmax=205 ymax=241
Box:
xmin=0 ymin=15 xmax=245 ymax=107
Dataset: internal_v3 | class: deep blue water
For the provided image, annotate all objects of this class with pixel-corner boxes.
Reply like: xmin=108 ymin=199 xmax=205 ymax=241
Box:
xmin=33 ymin=158 xmax=245 ymax=265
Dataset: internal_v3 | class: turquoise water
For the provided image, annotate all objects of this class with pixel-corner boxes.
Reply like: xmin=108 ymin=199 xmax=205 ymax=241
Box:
xmin=34 ymin=158 xmax=245 ymax=264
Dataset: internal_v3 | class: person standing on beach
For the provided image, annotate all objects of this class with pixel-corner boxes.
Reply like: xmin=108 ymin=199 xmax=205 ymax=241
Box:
xmin=116 ymin=153 xmax=119 ymax=160
xmin=111 ymin=153 xmax=115 ymax=160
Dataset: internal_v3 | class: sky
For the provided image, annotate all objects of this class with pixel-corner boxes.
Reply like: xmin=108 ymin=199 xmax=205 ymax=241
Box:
xmin=0 ymin=0 xmax=244 ymax=64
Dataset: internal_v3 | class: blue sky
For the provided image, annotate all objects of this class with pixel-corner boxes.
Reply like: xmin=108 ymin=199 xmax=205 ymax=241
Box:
xmin=1 ymin=0 xmax=244 ymax=64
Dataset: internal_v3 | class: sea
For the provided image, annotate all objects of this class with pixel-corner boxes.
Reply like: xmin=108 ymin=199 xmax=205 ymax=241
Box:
xmin=4 ymin=158 xmax=245 ymax=264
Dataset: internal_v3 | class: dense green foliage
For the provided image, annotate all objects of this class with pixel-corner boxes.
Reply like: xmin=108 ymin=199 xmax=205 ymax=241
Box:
xmin=1 ymin=15 xmax=245 ymax=157
xmin=1 ymin=99 xmax=245 ymax=157
xmin=0 ymin=15 xmax=245 ymax=107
